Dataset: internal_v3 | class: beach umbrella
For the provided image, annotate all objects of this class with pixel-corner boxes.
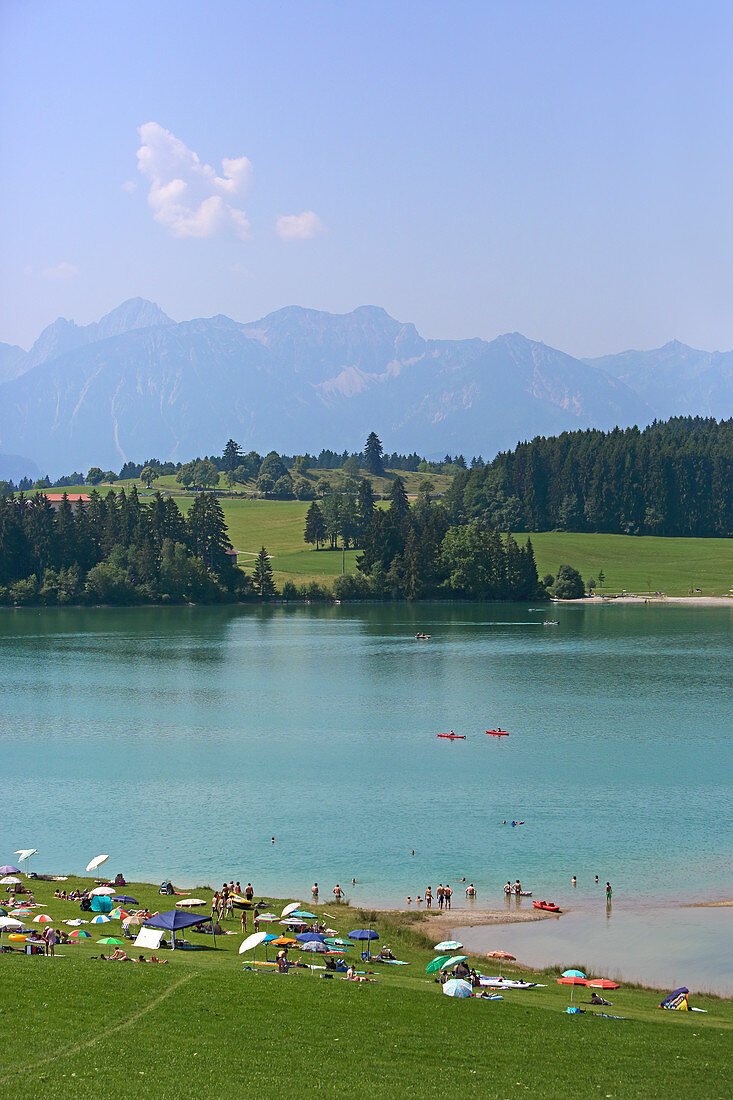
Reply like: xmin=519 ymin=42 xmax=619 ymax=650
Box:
xmin=270 ymin=936 xmax=299 ymax=947
xmin=348 ymin=928 xmax=379 ymax=959
xmin=255 ymin=913 xmax=278 ymax=922
xmin=281 ymin=902 xmax=302 ymax=918
xmin=324 ymin=936 xmax=351 ymax=948
xmin=123 ymin=913 xmax=147 ymax=927
xmin=300 ymin=940 xmax=329 ymax=953
xmin=426 ymin=954 xmax=451 ymax=974
xmin=587 ymin=979 xmax=620 ymax=990
xmin=435 ymin=940 xmax=463 ymax=952
xmin=0 ymin=866 xmax=20 ymax=875
xmin=113 ymin=896 xmax=138 ymax=905
xmin=33 ymin=914 xmax=53 ymax=923
xmin=440 ymin=954 xmax=468 ymax=971
xmin=86 ymin=854 xmax=109 ymax=874
xmin=90 ymin=886 xmax=116 ymax=896
xmin=557 ymin=975 xmax=587 ymax=1007
xmin=291 ymin=910 xmax=318 ymax=920
xmin=11 ymin=908 xmax=33 ymax=916
xmin=280 ymin=918 xmax=309 ymax=928
xmin=91 ymin=896 xmax=113 ymax=914
xmin=0 ymin=876 xmax=21 ymax=885
xmin=239 ymin=929 xmax=268 ymax=967
xmin=0 ymin=916 xmax=24 ymax=946
xmin=175 ymin=898 xmax=206 ymax=908
xmin=487 ymin=950 xmax=516 ymax=978
xmin=91 ymin=914 xmax=112 ymax=924
xmin=562 ymin=969 xmax=586 ymax=979
xmin=296 ymin=932 xmax=326 ymax=943
xmin=70 ymin=930 xmax=91 ymax=939
xmin=14 ymin=848 xmax=38 ymax=872
xmin=442 ymin=978 xmax=473 ymax=998
xmin=97 ymin=937 xmax=123 ymax=945
xmin=110 ymin=908 xmax=130 ymax=920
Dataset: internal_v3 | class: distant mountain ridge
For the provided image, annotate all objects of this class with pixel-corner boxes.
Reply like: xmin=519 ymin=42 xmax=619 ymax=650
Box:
xmin=1 ymin=299 xmax=731 ymax=475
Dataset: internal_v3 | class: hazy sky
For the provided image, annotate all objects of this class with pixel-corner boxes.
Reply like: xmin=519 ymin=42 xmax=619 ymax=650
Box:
xmin=3 ymin=1 xmax=733 ymax=355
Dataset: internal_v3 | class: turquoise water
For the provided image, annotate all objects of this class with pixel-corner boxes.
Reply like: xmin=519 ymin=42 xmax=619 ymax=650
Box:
xmin=1 ymin=603 xmax=731 ymax=913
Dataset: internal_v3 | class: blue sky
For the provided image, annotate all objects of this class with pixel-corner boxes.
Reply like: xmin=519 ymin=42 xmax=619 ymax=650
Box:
xmin=2 ymin=1 xmax=733 ymax=355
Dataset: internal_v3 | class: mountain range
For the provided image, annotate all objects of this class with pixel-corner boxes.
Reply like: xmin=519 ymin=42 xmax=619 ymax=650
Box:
xmin=0 ymin=297 xmax=731 ymax=477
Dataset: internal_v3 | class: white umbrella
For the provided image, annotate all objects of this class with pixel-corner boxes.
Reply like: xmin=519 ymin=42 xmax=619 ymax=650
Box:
xmin=0 ymin=876 xmax=21 ymax=885
xmin=176 ymin=898 xmax=207 ymax=907
xmin=0 ymin=915 xmax=24 ymax=945
xmin=90 ymin=886 xmax=115 ymax=896
xmin=239 ymin=929 xmax=268 ymax=967
xmin=281 ymin=901 xmax=302 ymax=917
xmin=14 ymin=848 xmax=38 ymax=872
xmin=85 ymin=854 xmax=109 ymax=873
xmin=280 ymin=918 xmax=308 ymax=927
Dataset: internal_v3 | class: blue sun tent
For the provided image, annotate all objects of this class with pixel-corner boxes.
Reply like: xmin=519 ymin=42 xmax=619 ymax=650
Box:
xmin=144 ymin=910 xmax=216 ymax=949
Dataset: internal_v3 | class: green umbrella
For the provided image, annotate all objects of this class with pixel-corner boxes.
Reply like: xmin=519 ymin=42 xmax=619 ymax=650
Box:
xmin=440 ymin=954 xmax=468 ymax=971
xmin=96 ymin=937 xmax=124 ymax=945
xmin=426 ymin=954 xmax=451 ymax=974
xmin=324 ymin=937 xmax=351 ymax=948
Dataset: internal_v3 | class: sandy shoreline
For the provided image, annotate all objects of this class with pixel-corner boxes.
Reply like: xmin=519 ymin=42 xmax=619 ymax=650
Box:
xmin=569 ymin=595 xmax=733 ymax=606
xmin=379 ymin=907 xmax=558 ymax=934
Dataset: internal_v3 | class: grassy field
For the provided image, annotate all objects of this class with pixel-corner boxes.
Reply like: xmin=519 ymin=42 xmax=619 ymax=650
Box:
xmin=31 ymin=481 xmax=732 ymax=594
xmin=1 ymin=875 xmax=730 ymax=1097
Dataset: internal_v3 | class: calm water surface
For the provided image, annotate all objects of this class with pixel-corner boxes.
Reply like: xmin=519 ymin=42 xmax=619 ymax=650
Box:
xmin=1 ymin=602 xmax=731 ymax=982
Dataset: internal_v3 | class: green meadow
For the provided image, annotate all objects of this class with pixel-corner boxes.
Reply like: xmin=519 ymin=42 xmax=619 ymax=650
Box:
xmin=1 ymin=876 xmax=731 ymax=1098
xmin=34 ymin=477 xmax=732 ymax=595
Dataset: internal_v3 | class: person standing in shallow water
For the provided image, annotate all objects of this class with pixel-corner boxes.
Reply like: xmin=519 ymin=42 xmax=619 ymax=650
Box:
xmin=606 ymin=882 xmax=613 ymax=902
xmin=437 ymin=884 xmax=444 ymax=909
xmin=425 ymin=886 xmax=432 ymax=909
xmin=444 ymin=884 xmax=452 ymax=910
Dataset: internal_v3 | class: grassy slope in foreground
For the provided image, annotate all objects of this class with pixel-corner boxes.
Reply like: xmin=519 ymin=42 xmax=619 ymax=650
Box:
xmin=1 ymin=877 xmax=731 ymax=1098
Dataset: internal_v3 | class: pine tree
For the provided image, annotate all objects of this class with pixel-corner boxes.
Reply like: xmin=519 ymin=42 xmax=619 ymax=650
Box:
xmin=364 ymin=432 xmax=385 ymax=477
xmin=187 ymin=494 xmax=231 ymax=572
xmin=252 ymin=546 xmax=276 ymax=598
xmin=304 ymin=501 xmax=326 ymax=549
xmin=388 ymin=475 xmax=409 ymax=519
xmin=222 ymin=438 xmax=242 ymax=472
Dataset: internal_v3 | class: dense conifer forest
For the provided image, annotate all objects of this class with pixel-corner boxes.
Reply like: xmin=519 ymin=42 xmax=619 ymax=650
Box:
xmin=442 ymin=418 xmax=732 ymax=537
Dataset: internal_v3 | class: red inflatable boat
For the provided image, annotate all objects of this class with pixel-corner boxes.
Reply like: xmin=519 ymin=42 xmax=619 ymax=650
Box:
xmin=533 ymin=900 xmax=561 ymax=913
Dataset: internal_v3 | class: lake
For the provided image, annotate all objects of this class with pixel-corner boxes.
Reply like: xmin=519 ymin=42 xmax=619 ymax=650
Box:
xmin=2 ymin=601 xmax=731 ymax=985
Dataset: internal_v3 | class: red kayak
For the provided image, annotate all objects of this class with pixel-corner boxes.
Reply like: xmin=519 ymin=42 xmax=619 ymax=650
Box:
xmin=437 ymin=733 xmax=466 ymax=740
xmin=533 ymin=900 xmax=561 ymax=913
xmin=486 ymin=729 xmax=509 ymax=737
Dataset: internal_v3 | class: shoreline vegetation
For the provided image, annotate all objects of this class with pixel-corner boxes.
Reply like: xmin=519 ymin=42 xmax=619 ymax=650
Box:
xmin=1 ymin=420 xmax=729 ymax=607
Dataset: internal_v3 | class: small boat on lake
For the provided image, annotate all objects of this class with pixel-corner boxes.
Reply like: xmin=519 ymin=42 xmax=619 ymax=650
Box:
xmin=486 ymin=729 xmax=509 ymax=738
xmin=533 ymin=900 xmax=561 ymax=913
xmin=437 ymin=732 xmax=465 ymax=740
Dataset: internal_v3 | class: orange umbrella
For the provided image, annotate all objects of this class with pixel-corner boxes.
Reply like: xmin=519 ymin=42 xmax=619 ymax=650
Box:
xmin=270 ymin=936 xmax=299 ymax=947
xmin=557 ymin=975 xmax=587 ymax=1007
xmin=587 ymin=978 xmax=620 ymax=990
xmin=486 ymin=950 xmax=516 ymax=977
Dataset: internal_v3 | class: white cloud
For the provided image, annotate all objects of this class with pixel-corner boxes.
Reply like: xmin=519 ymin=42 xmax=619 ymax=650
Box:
xmin=121 ymin=179 xmax=137 ymax=193
xmin=275 ymin=210 xmax=324 ymax=241
xmin=42 ymin=262 xmax=80 ymax=280
xmin=136 ymin=122 xmax=252 ymax=240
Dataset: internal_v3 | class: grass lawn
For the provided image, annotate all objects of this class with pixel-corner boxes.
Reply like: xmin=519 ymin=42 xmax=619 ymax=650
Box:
xmin=529 ymin=531 xmax=733 ymax=598
xmin=2 ymin=876 xmax=731 ymax=1097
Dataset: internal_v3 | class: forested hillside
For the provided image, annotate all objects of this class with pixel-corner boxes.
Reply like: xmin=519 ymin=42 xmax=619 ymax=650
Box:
xmin=443 ymin=417 xmax=732 ymax=537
